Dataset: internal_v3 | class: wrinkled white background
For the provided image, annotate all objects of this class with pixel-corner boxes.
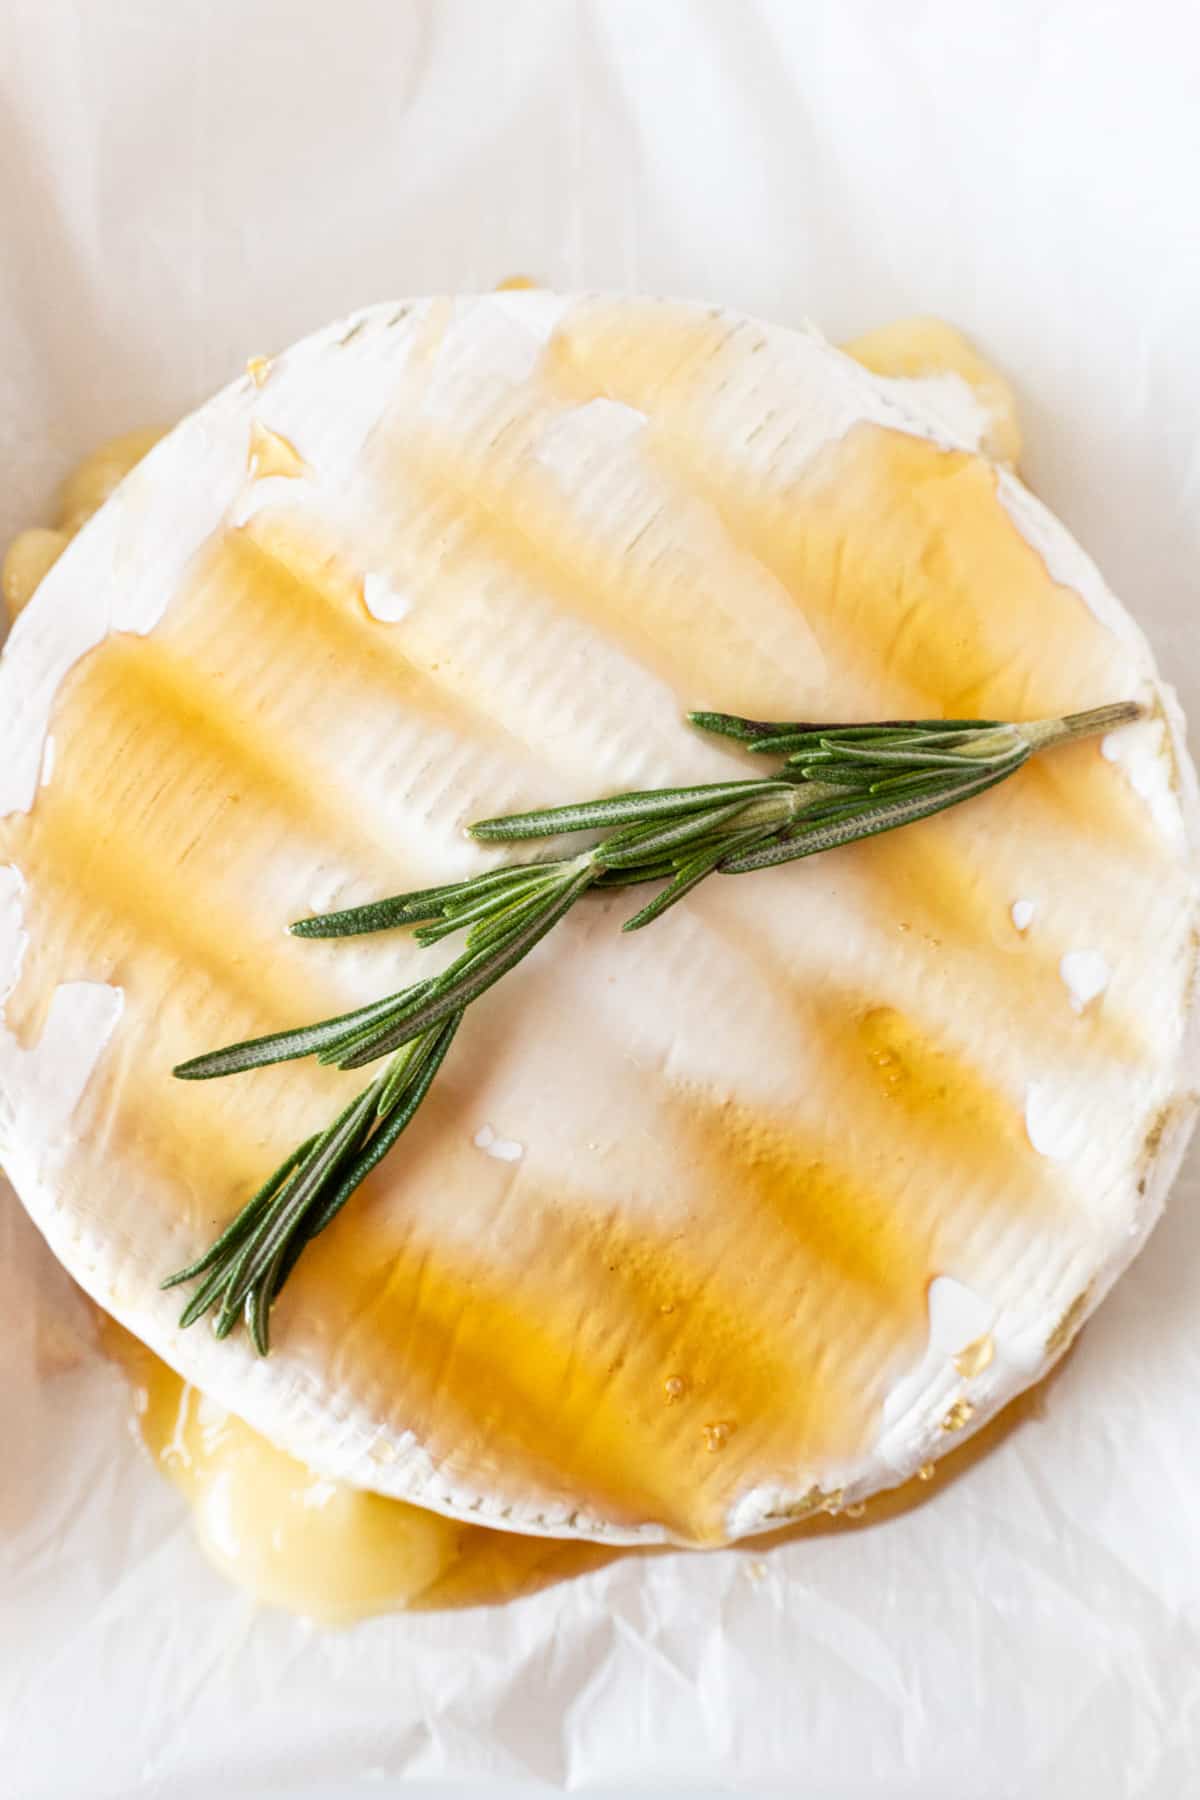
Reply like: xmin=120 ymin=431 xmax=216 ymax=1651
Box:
xmin=2 ymin=2 xmax=1200 ymax=1795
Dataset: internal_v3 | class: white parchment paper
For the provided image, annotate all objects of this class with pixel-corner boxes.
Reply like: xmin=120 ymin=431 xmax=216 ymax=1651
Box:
xmin=3 ymin=3 xmax=1200 ymax=1794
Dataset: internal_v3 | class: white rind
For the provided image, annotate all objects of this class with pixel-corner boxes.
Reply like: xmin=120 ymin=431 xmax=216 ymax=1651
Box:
xmin=2 ymin=294 xmax=1198 ymax=1545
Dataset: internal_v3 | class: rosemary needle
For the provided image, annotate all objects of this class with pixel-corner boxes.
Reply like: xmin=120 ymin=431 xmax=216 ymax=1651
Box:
xmin=165 ymin=698 xmax=1141 ymax=1349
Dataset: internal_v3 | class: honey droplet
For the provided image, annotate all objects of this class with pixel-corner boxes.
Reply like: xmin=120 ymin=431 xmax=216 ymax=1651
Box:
xmin=246 ymin=420 xmax=307 ymax=481
xmin=662 ymin=1374 xmax=688 ymax=1405
xmin=917 ymin=1462 xmax=936 ymax=1482
xmin=245 ymin=355 xmax=273 ymax=389
xmin=867 ymin=1043 xmax=905 ymax=1094
xmin=763 ymin=1484 xmax=843 ymax=1523
xmin=702 ymin=1420 xmax=736 ymax=1453
xmin=954 ymin=1332 xmax=995 ymax=1379
xmin=844 ymin=1501 xmax=866 ymax=1519
xmin=941 ymin=1399 xmax=976 ymax=1432
xmin=659 ymin=1300 xmax=676 ymax=1315
xmin=1045 ymin=1287 xmax=1091 ymax=1355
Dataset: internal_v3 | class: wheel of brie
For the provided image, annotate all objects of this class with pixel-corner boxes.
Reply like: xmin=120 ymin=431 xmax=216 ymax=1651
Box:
xmin=1 ymin=292 xmax=1197 ymax=1549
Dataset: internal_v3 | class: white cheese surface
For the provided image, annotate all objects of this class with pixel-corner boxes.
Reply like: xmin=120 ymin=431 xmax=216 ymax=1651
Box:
xmin=1 ymin=293 xmax=1197 ymax=1545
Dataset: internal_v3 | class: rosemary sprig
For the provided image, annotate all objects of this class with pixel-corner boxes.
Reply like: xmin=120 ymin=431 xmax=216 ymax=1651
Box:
xmin=164 ymin=700 xmax=1140 ymax=1348
xmin=164 ymin=1014 xmax=462 ymax=1352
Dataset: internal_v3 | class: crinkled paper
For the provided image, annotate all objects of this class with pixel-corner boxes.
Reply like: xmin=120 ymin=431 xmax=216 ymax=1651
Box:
xmin=2 ymin=2 xmax=1199 ymax=1794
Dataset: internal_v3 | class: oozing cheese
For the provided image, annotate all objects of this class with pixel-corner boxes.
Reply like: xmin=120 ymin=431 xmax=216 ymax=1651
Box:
xmin=2 ymin=428 xmax=166 ymax=619
xmin=1 ymin=295 xmax=1196 ymax=1555
xmin=105 ymin=1309 xmax=1058 ymax=1619
xmin=106 ymin=1319 xmax=627 ymax=1616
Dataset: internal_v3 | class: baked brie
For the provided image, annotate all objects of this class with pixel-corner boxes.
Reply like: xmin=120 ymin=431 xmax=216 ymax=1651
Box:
xmin=1 ymin=293 xmax=1196 ymax=1558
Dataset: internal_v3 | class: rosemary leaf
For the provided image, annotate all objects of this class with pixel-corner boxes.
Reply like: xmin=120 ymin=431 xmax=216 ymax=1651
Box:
xmin=289 ymin=865 xmax=546 ymax=938
xmin=160 ymin=1134 xmax=319 ymax=1289
xmin=689 ymin=710 xmax=1000 ymax=750
xmin=173 ymin=991 xmax=417 ymax=1081
xmin=619 ymin=825 xmax=777 ymax=930
xmin=337 ymin=863 xmax=595 ymax=1068
xmin=212 ymin=1087 xmax=378 ymax=1337
xmin=468 ymin=779 xmax=788 ymax=841
xmin=595 ymin=795 xmax=769 ymax=869
xmin=721 ymin=761 xmax=1021 ymax=872
xmin=414 ymin=868 xmax=565 ymax=946
xmin=821 ymin=735 xmax=1020 ymax=770
xmin=305 ymin=1015 xmax=462 ymax=1241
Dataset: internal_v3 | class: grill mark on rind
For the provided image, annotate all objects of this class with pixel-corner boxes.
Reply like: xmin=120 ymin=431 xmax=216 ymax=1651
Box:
xmin=223 ymin=523 xmax=538 ymax=769
xmin=385 ymin=422 xmax=817 ymax=723
xmin=293 ymin=1163 xmax=886 ymax=1542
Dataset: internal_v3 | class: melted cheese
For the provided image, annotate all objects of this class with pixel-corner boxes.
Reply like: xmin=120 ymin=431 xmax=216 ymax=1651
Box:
xmin=104 ymin=1313 xmax=1063 ymax=1619
xmin=2 ymin=428 xmax=165 ymax=620
xmin=1 ymin=296 xmax=1196 ymax=1561
xmin=100 ymin=1310 xmax=1057 ymax=1620
xmin=114 ymin=1325 xmax=458 ymax=1622
xmin=2 ymin=529 xmax=68 ymax=622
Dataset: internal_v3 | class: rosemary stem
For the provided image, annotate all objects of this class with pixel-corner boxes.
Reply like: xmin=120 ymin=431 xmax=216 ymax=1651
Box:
xmin=1018 ymin=699 xmax=1145 ymax=753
